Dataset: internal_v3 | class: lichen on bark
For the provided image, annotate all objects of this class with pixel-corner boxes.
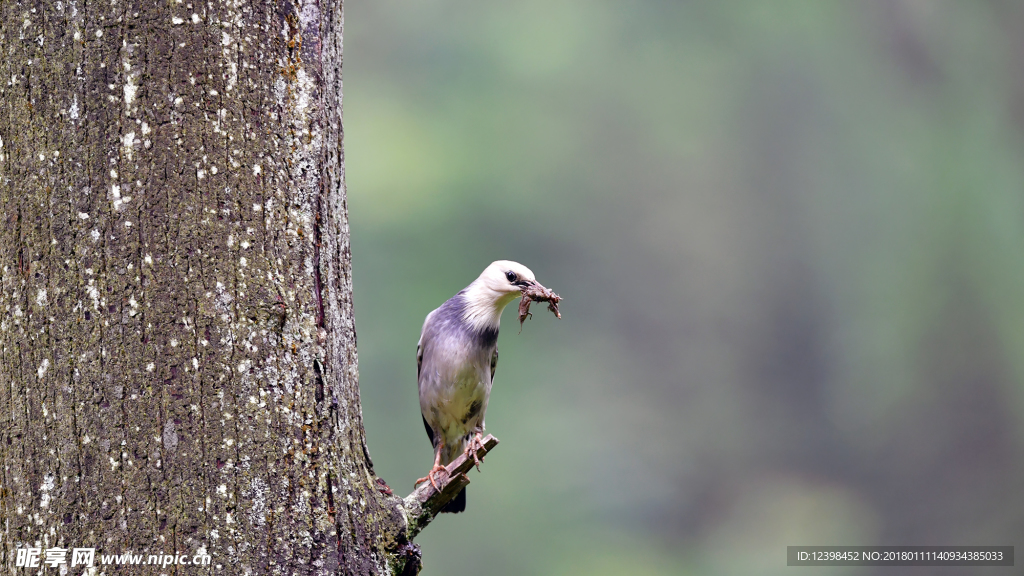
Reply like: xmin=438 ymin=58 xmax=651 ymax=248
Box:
xmin=0 ymin=1 xmax=412 ymax=574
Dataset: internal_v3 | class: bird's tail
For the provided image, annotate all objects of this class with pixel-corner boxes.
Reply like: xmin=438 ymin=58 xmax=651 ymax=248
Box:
xmin=440 ymin=487 xmax=466 ymax=513
xmin=438 ymin=435 xmax=470 ymax=513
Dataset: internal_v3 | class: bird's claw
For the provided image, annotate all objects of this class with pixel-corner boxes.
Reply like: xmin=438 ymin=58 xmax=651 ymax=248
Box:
xmin=415 ymin=464 xmax=447 ymax=491
xmin=466 ymin=434 xmax=486 ymax=472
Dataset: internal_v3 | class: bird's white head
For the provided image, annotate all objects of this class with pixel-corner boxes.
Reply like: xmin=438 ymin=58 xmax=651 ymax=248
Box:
xmin=461 ymin=260 xmax=538 ymax=330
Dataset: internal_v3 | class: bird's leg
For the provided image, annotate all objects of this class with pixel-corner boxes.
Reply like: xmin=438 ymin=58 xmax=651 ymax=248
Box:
xmin=415 ymin=443 xmax=447 ymax=490
xmin=465 ymin=432 xmax=486 ymax=472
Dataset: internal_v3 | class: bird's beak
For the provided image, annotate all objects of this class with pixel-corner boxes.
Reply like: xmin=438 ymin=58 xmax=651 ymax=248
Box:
xmin=517 ymin=279 xmax=540 ymax=292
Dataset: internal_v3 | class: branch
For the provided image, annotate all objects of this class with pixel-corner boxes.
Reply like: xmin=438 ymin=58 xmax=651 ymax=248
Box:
xmin=400 ymin=434 xmax=499 ymax=539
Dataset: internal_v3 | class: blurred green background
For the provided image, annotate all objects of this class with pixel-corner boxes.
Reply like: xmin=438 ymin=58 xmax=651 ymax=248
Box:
xmin=344 ymin=1 xmax=1024 ymax=574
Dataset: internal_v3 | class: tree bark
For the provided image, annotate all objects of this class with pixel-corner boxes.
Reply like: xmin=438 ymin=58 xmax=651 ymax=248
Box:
xmin=0 ymin=1 xmax=419 ymax=573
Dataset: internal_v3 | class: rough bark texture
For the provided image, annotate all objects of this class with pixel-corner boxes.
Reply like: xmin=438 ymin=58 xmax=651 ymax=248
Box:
xmin=0 ymin=1 xmax=414 ymax=573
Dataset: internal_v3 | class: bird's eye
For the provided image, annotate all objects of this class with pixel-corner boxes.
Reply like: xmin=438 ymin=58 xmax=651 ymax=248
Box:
xmin=505 ymin=271 xmax=517 ymax=283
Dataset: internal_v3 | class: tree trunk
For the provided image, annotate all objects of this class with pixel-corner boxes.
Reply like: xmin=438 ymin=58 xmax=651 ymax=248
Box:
xmin=0 ymin=1 xmax=415 ymax=573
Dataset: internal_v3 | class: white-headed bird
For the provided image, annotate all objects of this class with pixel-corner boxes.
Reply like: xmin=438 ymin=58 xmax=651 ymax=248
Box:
xmin=415 ymin=260 xmax=548 ymax=513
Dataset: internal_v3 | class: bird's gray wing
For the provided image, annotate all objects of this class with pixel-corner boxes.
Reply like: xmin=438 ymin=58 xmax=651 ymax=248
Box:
xmin=417 ymin=341 xmax=437 ymax=449
xmin=416 ymin=342 xmax=423 ymax=382
xmin=490 ymin=346 xmax=498 ymax=383
xmin=417 ymin=317 xmax=438 ymax=448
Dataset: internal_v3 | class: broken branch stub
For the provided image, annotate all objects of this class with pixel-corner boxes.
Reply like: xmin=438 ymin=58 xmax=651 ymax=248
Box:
xmin=401 ymin=435 xmax=500 ymax=539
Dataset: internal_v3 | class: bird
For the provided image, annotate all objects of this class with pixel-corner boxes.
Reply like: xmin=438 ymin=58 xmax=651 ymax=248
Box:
xmin=415 ymin=260 xmax=550 ymax=513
